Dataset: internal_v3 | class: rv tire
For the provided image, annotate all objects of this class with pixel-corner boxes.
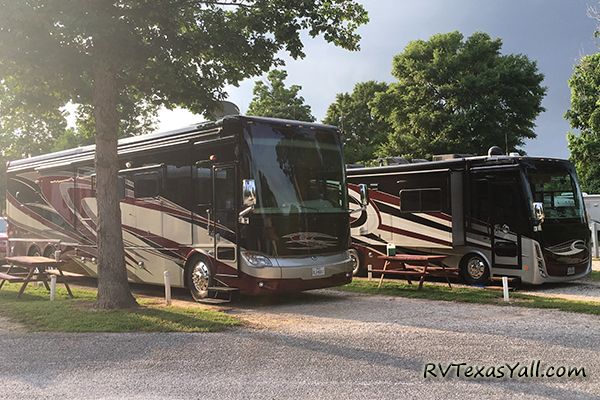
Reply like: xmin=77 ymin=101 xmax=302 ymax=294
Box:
xmin=28 ymin=245 xmax=41 ymax=257
xmin=185 ymin=255 xmax=214 ymax=301
xmin=43 ymin=245 xmax=56 ymax=259
xmin=349 ymin=248 xmax=364 ymax=276
xmin=460 ymin=254 xmax=490 ymax=285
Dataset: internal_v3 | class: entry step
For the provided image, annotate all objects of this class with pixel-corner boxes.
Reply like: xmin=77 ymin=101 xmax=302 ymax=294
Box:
xmin=197 ymin=298 xmax=231 ymax=304
xmin=208 ymin=286 xmax=239 ymax=292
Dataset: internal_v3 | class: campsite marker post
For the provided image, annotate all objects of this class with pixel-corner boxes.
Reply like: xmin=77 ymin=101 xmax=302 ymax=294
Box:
xmin=164 ymin=271 xmax=172 ymax=306
xmin=502 ymin=276 xmax=509 ymax=302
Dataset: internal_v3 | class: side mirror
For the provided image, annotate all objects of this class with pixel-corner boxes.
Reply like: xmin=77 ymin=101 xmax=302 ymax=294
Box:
xmin=533 ymin=202 xmax=545 ymax=224
xmin=242 ymin=179 xmax=257 ymax=207
xmin=359 ymin=183 xmax=369 ymax=207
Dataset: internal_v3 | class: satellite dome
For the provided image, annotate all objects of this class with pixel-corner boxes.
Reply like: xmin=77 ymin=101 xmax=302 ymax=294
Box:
xmin=205 ymin=101 xmax=240 ymax=121
xmin=487 ymin=146 xmax=504 ymax=157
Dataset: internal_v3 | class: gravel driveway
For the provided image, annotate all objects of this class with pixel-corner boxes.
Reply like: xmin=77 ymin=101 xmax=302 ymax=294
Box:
xmin=0 ymin=290 xmax=599 ymax=400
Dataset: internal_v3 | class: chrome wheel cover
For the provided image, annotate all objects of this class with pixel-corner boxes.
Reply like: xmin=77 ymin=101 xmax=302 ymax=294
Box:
xmin=466 ymin=257 xmax=486 ymax=280
xmin=191 ymin=261 xmax=210 ymax=294
xmin=349 ymin=250 xmax=360 ymax=275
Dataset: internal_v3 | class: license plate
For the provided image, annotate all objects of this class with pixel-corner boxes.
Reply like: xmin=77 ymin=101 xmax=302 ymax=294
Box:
xmin=567 ymin=266 xmax=575 ymax=276
xmin=312 ymin=266 xmax=325 ymax=277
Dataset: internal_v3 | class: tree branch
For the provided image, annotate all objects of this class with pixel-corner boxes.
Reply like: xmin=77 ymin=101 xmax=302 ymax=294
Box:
xmin=188 ymin=0 xmax=255 ymax=8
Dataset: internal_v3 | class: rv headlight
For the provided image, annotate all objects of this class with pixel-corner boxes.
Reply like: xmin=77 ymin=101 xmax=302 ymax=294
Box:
xmin=241 ymin=251 xmax=273 ymax=268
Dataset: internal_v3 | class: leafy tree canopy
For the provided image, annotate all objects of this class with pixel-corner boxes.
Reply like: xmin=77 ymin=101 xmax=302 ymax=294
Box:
xmin=323 ymin=81 xmax=390 ymax=164
xmin=0 ymin=79 xmax=67 ymax=159
xmin=566 ymin=53 xmax=600 ymax=193
xmin=0 ymin=0 xmax=367 ymax=127
xmin=372 ymin=31 xmax=546 ymax=159
xmin=247 ymin=69 xmax=315 ymax=122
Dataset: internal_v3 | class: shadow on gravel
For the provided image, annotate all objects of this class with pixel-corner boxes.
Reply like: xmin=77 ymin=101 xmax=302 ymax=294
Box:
xmin=68 ymin=277 xmax=600 ymax=354
xmin=251 ymin=329 xmax=597 ymax=400
xmin=230 ymin=291 xmax=347 ymax=309
xmin=72 ymin=277 xmax=347 ymax=309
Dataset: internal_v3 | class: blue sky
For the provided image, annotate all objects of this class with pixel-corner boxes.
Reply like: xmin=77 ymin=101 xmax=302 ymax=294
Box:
xmin=158 ymin=0 xmax=599 ymax=158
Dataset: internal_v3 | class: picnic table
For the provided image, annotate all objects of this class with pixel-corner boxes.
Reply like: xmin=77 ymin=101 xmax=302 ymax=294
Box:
xmin=372 ymin=254 xmax=457 ymax=289
xmin=0 ymin=256 xmax=74 ymax=298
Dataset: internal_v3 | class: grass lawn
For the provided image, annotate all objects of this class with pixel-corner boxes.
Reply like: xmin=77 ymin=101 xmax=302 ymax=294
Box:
xmin=590 ymin=271 xmax=600 ymax=282
xmin=0 ymin=284 xmax=241 ymax=333
xmin=339 ymin=278 xmax=600 ymax=316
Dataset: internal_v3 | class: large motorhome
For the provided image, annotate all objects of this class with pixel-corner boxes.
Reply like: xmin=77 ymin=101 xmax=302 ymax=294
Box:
xmin=6 ymin=116 xmax=358 ymax=301
xmin=347 ymin=150 xmax=591 ymax=285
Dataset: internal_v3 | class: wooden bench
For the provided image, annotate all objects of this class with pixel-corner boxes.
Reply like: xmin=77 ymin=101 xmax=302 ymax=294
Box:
xmin=0 ymin=256 xmax=74 ymax=298
xmin=372 ymin=254 xmax=456 ymax=289
xmin=0 ymin=272 xmax=23 ymax=284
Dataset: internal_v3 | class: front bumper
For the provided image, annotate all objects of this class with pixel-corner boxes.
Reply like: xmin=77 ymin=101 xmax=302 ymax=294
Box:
xmin=240 ymin=250 xmax=354 ymax=280
xmin=237 ymin=271 xmax=353 ymax=295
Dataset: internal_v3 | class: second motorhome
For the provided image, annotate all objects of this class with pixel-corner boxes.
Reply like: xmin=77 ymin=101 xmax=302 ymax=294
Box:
xmin=348 ymin=150 xmax=591 ymax=285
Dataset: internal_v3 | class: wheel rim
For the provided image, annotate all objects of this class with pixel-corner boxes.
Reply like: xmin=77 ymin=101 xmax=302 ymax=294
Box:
xmin=191 ymin=261 xmax=210 ymax=294
xmin=466 ymin=257 xmax=486 ymax=280
xmin=349 ymin=250 xmax=360 ymax=275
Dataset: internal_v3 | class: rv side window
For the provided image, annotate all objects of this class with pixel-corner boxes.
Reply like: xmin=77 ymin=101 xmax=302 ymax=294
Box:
xmin=422 ymin=189 xmax=442 ymax=210
xmin=133 ymin=171 xmax=162 ymax=198
xmin=399 ymin=188 xmax=442 ymax=212
xmin=164 ymin=166 xmax=193 ymax=209
xmin=469 ymin=178 xmax=490 ymax=223
xmin=194 ymin=167 xmax=213 ymax=207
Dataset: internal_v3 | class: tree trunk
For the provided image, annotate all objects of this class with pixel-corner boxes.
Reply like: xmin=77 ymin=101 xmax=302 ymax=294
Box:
xmin=92 ymin=54 xmax=137 ymax=309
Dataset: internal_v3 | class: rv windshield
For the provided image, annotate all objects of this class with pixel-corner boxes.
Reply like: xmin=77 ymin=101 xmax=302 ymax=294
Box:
xmin=526 ymin=162 xmax=585 ymax=223
xmin=244 ymin=122 xmax=347 ymax=214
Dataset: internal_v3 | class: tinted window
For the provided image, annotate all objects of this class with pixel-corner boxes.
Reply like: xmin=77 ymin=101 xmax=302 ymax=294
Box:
xmin=491 ymin=176 xmax=526 ymax=228
xmin=400 ymin=189 xmax=442 ymax=212
xmin=399 ymin=190 xmax=420 ymax=212
xmin=133 ymin=171 xmax=162 ymax=198
xmin=469 ymin=171 xmax=529 ymax=234
xmin=194 ymin=166 xmax=212 ymax=207
xmin=527 ymin=163 xmax=584 ymax=222
xmin=164 ymin=166 xmax=192 ymax=210
xmin=422 ymin=189 xmax=442 ymax=211
xmin=469 ymin=178 xmax=490 ymax=223
xmin=214 ymin=167 xmax=236 ymax=230
xmin=244 ymin=123 xmax=347 ymax=214
xmin=396 ymin=171 xmax=450 ymax=213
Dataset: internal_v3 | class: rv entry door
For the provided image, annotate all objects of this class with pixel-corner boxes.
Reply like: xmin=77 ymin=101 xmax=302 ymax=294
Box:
xmin=470 ymin=168 xmax=525 ymax=271
xmin=488 ymin=171 xmax=524 ymax=270
xmin=212 ymin=164 xmax=238 ymax=273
